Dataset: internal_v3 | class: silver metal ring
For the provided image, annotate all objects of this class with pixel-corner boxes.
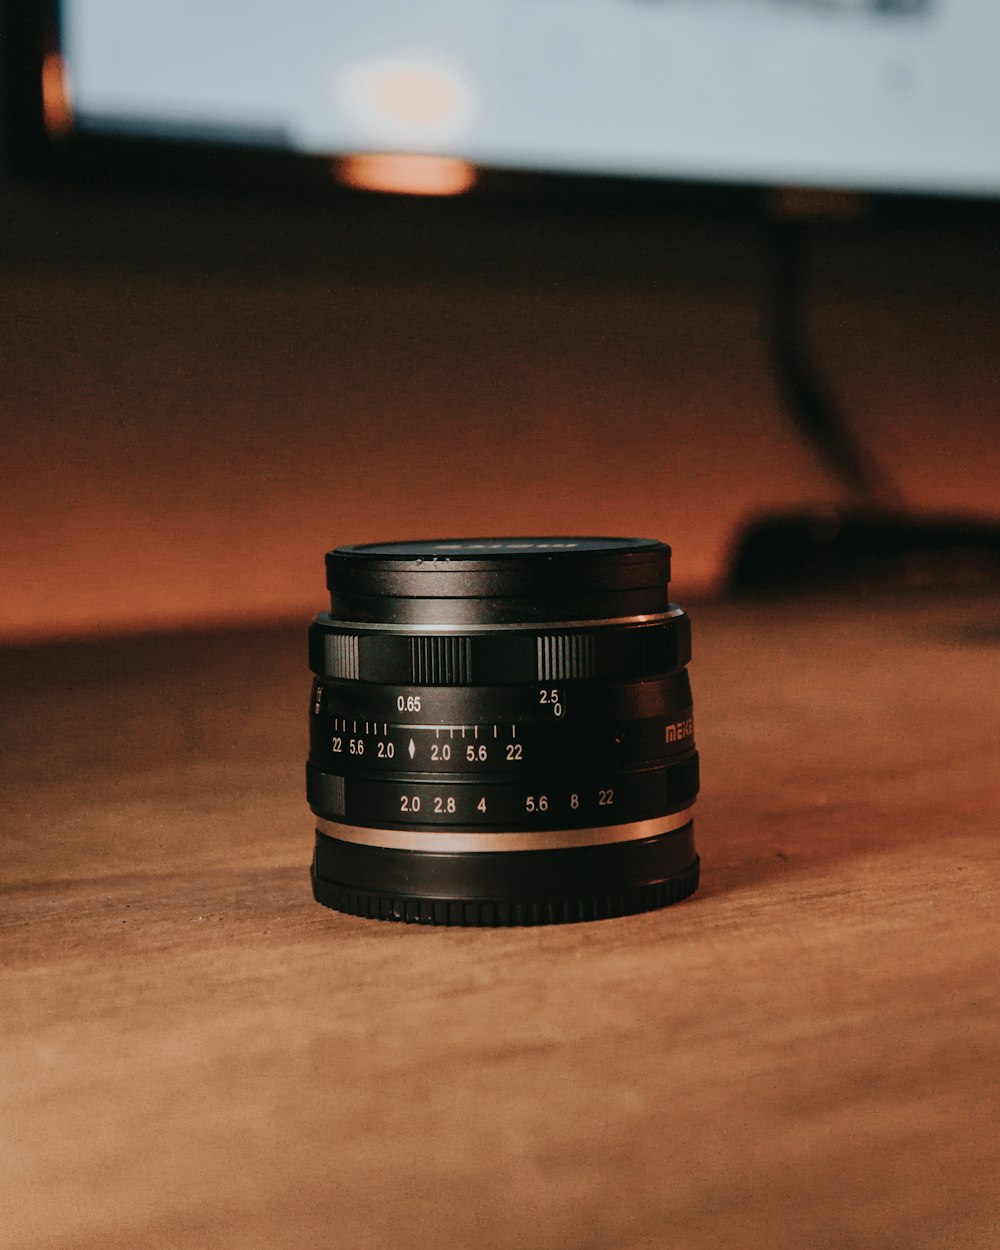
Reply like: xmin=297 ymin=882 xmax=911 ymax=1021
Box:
xmin=315 ymin=810 xmax=693 ymax=852
xmin=315 ymin=607 xmax=683 ymax=635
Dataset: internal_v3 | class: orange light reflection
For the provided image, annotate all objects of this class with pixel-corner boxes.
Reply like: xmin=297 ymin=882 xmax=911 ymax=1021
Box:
xmin=42 ymin=52 xmax=74 ymax=137
xmin=336 ymin=153 xmax=476 ymax=197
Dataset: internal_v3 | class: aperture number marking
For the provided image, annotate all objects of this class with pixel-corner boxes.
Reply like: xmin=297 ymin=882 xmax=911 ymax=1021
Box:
xmin=326 ymin=725 xmax=524 ymax=767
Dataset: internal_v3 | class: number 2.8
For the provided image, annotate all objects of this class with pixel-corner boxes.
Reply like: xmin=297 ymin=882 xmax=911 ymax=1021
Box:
xmin=400 ymin=795 xmax=458 ymax=814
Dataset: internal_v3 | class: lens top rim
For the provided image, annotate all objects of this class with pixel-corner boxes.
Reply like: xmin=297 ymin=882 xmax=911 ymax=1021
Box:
xmin=334 ymin=537 xmax=663 ymax=560
xmin=325 ymin=536 xmax=673 ymax=622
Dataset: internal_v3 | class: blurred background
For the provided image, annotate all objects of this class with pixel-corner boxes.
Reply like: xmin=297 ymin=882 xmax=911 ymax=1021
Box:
xmin=3 ymin=0 xmax=999 ymax=642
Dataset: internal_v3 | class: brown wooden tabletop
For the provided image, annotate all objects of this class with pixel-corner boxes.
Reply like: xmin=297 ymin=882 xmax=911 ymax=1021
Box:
xmin=3 ymin=593 xmax=998 ymax=1250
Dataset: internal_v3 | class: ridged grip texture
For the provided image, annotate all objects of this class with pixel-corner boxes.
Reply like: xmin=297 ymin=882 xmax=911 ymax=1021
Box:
xmin=409 ymin=635 xmax=472 ymax=684
xmin=537 ymin=633 xmax=596 ymax=681
xmin=324 ymin=633 xmax=360 ymax=680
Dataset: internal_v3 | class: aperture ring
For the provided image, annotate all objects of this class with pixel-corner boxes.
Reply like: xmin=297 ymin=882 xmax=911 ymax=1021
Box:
xmin=309 ymin=610 xmax=691 ymax=685
xmin=306 ymin=752 xmax=699 ymax=829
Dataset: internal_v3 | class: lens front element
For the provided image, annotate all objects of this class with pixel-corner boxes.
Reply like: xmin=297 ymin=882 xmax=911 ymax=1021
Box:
xmin=308 ymin=537 xmax=700 ymax=925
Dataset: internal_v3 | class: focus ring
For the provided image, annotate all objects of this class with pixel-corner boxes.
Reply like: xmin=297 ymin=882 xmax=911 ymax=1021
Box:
xmin=312 ymin=671 xmax=694 ymax=730
xmin=308 ymin=612 xmax=691 ymax=686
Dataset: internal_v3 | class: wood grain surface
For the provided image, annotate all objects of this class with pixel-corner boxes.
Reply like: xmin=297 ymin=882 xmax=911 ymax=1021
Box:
xmin=2 ymin=594 xmax=998 ymax=1250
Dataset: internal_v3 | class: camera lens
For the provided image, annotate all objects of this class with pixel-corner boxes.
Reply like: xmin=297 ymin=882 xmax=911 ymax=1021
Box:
xmin=307 ymin=537 xmax=700 ymax=925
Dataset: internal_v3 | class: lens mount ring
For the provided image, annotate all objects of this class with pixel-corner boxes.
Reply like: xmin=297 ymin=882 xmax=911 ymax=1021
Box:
xmin=311 ymin=834 xmax=701 ymax=927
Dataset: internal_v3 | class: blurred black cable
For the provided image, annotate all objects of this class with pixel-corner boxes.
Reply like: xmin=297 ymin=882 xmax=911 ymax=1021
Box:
xmin=766 ymin=218 xmax=903 ymax=510
xmin=725 ymin=215 xmax=1000 ymax=595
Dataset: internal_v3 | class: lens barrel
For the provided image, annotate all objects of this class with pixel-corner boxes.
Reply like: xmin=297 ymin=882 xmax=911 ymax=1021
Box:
xmin=308 ymin=538 xmax=699 ymax=925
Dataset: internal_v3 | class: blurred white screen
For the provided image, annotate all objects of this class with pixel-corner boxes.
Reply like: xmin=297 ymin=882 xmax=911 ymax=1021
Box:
xmin=62 ymin=0 xmax=1000 ymax=197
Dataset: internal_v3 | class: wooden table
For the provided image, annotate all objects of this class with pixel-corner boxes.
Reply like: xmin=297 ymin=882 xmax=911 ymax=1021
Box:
xmin=3 ymin=593 xmax=998 ymax=1250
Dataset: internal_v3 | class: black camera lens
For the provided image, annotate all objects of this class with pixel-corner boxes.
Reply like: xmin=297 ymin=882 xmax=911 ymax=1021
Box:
xmin=307 ymin=537 xmax=700 ymax=925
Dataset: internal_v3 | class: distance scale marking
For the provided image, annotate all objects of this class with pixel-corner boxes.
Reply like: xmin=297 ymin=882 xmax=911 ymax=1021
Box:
xmin=310 ymin=670 xmax=694 ymax=728
xmin=306 ymin=753 xmax=699 ymax=829
xmin=308 ymin=711 xmax=695 ymax=775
